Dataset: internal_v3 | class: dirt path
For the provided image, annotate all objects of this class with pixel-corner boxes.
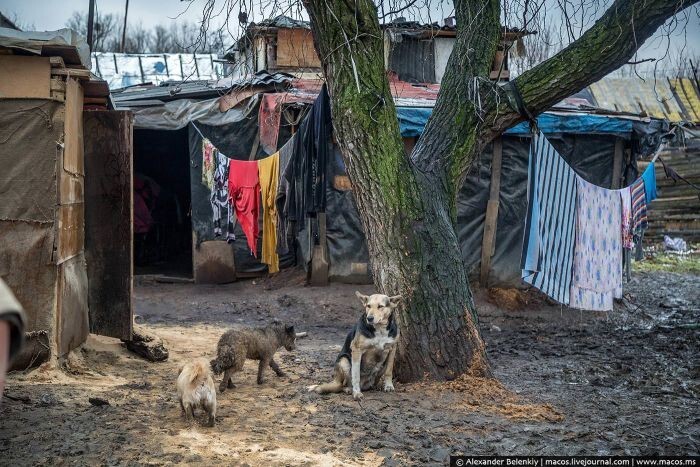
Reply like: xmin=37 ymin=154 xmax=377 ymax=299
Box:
xmin=1 ymin=270 xmax=698 ymax=465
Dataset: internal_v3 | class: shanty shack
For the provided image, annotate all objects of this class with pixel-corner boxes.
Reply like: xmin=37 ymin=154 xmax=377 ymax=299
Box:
xmin=0 ymin=28 xmax=133 ymax=366
xmin=109 ymin=16 xmax=690 ymax=289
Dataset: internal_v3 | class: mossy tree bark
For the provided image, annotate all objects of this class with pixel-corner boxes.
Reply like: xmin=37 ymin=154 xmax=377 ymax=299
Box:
xmin=302 ymin=0 xmax=697 ymax=382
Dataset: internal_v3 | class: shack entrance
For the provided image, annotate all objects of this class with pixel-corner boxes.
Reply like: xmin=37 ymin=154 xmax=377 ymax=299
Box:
xmin=133 ymin=128 xmax=193 ymax=277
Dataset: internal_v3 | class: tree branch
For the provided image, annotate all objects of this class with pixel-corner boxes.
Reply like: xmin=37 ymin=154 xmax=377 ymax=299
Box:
xmin=478 ymin=0 xmax=700 ymax=148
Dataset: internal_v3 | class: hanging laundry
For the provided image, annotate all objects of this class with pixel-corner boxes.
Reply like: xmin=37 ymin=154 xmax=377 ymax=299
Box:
xmin=276 ymin=136 xmax=296 ymax=255
xmin=630 ymin=178 xmax=648 ymax=233
xmin=202 ymin=139 xmax=216 ymax=190
xmin=286 ymin=84 xmax=333 ymax=226
xmin=211 ymin=150 xmax=235 ymax=241
xmin=641 ymin=162 xmax=657 ymax=203
xmin=259 ymin=93 xmax=285 ymax=155
xmin=258 ymin=152 xmax=280 ymax=273
xmin=570 ymin=177 xmax=623 ymax=311
xmin=228 ymin=159 xmax=261 ymax=256
xmin=620 ymin=188 xmax=634 ymax=250
xmin=521 ymin=133 xmax=578 ymax=305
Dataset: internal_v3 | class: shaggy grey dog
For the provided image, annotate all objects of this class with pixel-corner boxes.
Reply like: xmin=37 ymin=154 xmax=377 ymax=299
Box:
xmin=210 ymin=322 xmax=296 ymax=391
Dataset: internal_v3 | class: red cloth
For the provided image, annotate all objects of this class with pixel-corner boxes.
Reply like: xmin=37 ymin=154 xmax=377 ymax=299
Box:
xmin=228 ymin=159 xmax=261 ymax=256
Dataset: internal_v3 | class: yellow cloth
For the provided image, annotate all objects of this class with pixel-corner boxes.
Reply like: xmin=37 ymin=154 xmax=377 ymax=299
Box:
xmin=258 ymin=152 xmax=280 ymax=273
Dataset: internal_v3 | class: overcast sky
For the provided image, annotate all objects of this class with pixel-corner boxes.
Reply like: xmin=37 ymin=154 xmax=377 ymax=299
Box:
xmin=3 ymin=0 xmax=699 ymax=72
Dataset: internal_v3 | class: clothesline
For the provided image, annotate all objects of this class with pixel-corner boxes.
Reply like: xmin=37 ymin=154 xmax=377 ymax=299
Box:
xmin=191 ymin=122 xmax=279 ymax=163
xmin=521 ymin=131 xmax=658 ymax=312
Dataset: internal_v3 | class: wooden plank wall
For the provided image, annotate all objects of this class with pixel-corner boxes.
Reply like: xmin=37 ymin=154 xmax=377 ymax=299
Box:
xmin=640 ymin=149 xmax=700 ymax=243
xmin=84 ymin=110 xmax=134 ymax=341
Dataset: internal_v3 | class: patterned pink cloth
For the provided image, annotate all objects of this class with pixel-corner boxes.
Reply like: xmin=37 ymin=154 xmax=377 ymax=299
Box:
xmin=620 ymin=187 xmax=634 ymax=250
xmin=570 ymin=177 xmax=623 ymax=311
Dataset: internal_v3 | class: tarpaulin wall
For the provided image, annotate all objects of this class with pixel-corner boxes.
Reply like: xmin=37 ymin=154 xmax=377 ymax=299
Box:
xmin=458 ymin=133 xmax=627 ymax=288
xmin=296 ymin=147 xmax=371 ymax=283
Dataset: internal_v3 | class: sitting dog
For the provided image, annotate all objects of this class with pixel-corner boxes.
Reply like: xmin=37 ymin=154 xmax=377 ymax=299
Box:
xmin=309 ymin=292 xmax=401 ymax=399
xmin=176 ymin=358 xmax=217 ymax=426
xmin=210 ymin=321 xmax=296 ymax=392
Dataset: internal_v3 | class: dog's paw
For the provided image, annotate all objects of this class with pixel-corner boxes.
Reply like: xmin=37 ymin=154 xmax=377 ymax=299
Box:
xmin=343 ymin=387 xmax=352 ymax=395
xmin=307 ymin=384 xmax=319 ymax=393
xmin=352 ymin=389 xmax=363 ymax=400
xmin=383 ymin=382 xmax=395 ymax=392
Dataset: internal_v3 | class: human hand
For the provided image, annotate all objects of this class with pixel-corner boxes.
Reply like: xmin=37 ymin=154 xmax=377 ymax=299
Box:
xmin=0 ymin=320 xmax=9 ymax=399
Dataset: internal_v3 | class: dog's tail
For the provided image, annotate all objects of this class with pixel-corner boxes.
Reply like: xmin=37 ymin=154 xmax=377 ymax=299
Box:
xmin=307 ymin=380 xmax=344 ymax=394
xmin=189 ymin=359 xmax=210 ymax=384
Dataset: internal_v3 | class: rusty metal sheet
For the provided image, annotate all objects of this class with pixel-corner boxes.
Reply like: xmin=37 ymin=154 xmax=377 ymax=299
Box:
xmin=670 ymin=78 xmax=700 ymax=123
xmin=84 ymin=110 xmax=133 ymax=341
xmin=589 ymin=78 xmax=686 ymax=122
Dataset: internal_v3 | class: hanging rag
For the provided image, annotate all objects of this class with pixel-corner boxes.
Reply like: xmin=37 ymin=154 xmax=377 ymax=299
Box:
xmin=569 ymin=177 xmax=623 ymax=311
xmin=259 ymin=93 xmax=285 ymax=155
xmin=276 ymin=136 xmax=296 ymax=255
xmin=521 ymin=132 xmax=578 ymax=305
xmin=210 ymin=150 xmax=236 ymax=241
xmin=620 ymin=187 xmax=634 ymax=250
xmin=286 ymin=84 xmax=332 ymax=225
xmin=202 ymin=139 xmax=216 ymax=190
xmin=258 ymin=152 xmax=280 ymax=273
xmin=641 ymin=162 xmax=657 ymax=203
xmin=630 ymin=178 xmax=648 ymax=233
xmin=228 ymin=159 xmax=261 ymax=256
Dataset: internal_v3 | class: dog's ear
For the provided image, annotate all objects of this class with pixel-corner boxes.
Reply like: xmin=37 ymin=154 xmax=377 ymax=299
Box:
xmin=389 ymin=295 xmax=403 ymax=308
xmin=355 ymin=291 xmax=369 ymax=306
xmin=285 ymin=325 xmax=295 ymax=335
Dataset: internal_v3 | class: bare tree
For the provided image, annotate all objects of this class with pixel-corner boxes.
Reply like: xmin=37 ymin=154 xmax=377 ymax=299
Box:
xmin=123 ymin=22 xmax=151 ymax=53
xmin=66 ymin=11 xmax=119 ymax=52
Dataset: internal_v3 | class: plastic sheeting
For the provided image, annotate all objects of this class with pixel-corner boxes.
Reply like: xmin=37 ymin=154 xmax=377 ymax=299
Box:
xmin=396 ymin=107 xmax=639 ymax=138
xmin=122 ymin=95 xmax=260 ymax=130
xmin=92 ymin=52 xmax=226 ymax=89
xmin=0 ymin=27 xmax=90 ymax=67
xmin=458 ymin=133 xmax=635 ymax=288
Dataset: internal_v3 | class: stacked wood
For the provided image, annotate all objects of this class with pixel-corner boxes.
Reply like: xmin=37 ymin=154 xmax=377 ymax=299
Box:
xmin=640 ymin=149 xmax=700 ymax=243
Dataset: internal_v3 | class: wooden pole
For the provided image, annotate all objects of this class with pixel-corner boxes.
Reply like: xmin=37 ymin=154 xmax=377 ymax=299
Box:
xmin=480 ymin=137 xmax=503 ymax=287
xmin=86 ymin=0 xmax=95 ymax=52
xmin=120 ymin=0 xmax=129 ymax=53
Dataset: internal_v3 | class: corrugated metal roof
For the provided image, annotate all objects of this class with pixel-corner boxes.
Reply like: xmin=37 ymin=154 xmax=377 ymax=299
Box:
xmin=589 ymin=77 xmax=700 ymax=123
xmin=112 ymin=70 xmax=294 ymax=103
xmin=670 ymin=78 xmax=700 ymax=122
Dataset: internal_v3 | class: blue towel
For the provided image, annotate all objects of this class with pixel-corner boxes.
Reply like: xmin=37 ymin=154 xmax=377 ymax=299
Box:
xmin=521 ymin=133 xmax=578 ymax=305
xmin=641 ymin=162 xmax=657 ymax=203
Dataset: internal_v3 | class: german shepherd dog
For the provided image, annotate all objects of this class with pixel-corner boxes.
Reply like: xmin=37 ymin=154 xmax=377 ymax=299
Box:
xmin=309 ymin=292 xmax=401 ymax=399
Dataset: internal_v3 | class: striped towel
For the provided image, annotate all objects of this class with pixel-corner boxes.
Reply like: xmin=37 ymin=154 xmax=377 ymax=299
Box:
xmin=521 ymin=132 xmax=578 ymax=305
xmin=630 ymin=178 xmax=648 ymax=233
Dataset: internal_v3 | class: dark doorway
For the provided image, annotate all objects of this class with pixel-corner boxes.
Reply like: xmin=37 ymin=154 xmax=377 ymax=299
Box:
xmin=133 ymin=128 xmax=192 ymax=277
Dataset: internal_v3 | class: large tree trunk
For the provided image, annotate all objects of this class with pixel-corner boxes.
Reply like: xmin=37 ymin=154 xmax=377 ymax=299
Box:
xmin=303 ymin=0 xmax=497 ymax=382
xmin=302 ymin=0 xmax=697 ymax=383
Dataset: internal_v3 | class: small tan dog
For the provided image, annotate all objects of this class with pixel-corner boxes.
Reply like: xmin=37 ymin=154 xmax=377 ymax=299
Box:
xmin=176 ymin=358 xmax=217 ymax=426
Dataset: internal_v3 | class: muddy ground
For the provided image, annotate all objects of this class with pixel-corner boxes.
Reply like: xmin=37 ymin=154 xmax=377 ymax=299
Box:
xmin=1 ymin=269 xmax=698 ymax=465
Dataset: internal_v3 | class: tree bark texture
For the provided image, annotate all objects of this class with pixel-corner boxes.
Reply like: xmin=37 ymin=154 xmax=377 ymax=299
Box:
xmin=302 ymin=0 xmax=697 ymax=383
